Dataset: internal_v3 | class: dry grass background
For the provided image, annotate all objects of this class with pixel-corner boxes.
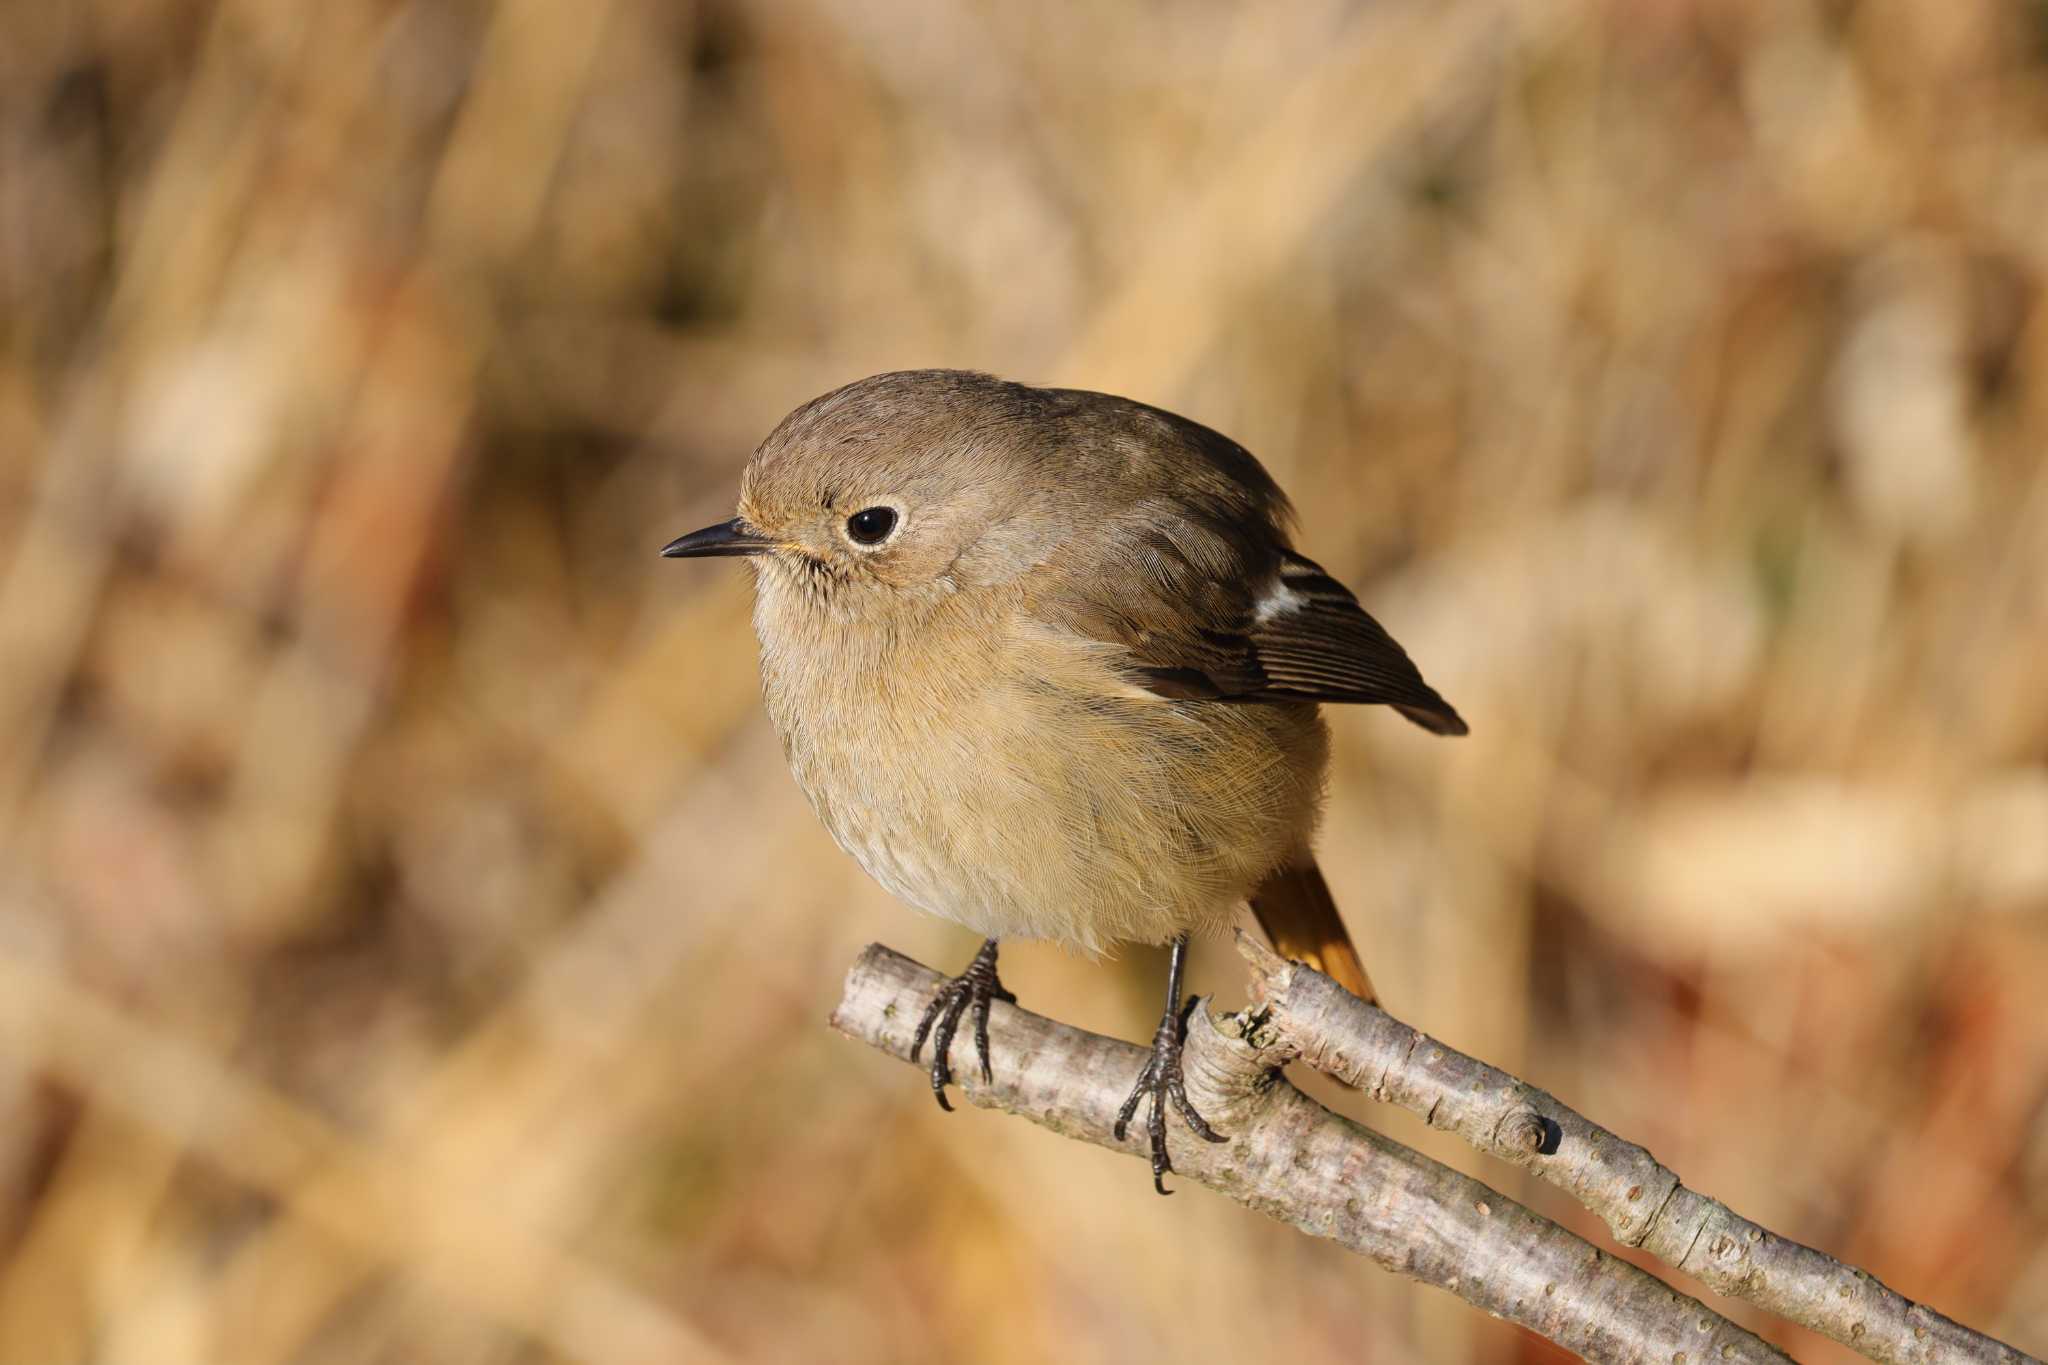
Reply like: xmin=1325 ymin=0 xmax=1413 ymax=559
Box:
xmin=0 ymin=0 xmax=2044 ymax=1361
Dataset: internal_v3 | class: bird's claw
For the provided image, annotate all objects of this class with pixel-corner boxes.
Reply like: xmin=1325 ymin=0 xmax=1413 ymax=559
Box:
xmin=909 ymin=939 xmax=1015 ymax=1111
xmin=1114 ymin=995 xmax=1228 ymax=1194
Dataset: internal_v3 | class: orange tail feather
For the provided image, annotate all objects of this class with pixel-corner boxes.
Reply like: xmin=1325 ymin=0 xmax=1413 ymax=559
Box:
xmin=1248 ymin=857 xmax=1377 ymax=1003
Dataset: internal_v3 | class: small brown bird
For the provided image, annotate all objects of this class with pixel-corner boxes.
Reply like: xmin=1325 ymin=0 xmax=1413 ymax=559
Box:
xmin=664 ymin=370 xmax=1464 ymax=1192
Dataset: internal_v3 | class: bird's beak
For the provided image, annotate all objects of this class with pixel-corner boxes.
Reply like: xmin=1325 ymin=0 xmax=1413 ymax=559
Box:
xmin=661 ymin=518 xmax=775 ymax=559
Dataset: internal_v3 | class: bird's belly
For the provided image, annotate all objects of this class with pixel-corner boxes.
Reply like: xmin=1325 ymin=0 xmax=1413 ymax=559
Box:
xmin=776 ymin=675 xmax=1326 ymax=952
xmin=825 ymin=810 xmax=1018 ymax=939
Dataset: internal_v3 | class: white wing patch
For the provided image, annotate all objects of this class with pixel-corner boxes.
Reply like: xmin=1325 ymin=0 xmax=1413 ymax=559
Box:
xmin=1250 ymin=576 xmax=1306 ymax=625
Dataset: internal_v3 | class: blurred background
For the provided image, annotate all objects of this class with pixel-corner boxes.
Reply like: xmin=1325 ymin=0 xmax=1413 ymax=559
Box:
xmin=1 ymin=0 xmax=2044 ymax=1361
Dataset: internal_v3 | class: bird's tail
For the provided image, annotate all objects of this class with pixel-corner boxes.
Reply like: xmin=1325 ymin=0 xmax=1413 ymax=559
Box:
xmin=1248 ymin=856 xmax=1376 ymax=1003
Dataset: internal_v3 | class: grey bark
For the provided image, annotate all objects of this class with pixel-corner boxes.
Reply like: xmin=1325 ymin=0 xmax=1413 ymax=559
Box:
xmin=1232 ymin=934 xmax=2037 ymax=1365
xmin=832 ymin=939 xmax=2040 ymax=1365
xmin=832 ymin=943 xmax=1792 ymax=1364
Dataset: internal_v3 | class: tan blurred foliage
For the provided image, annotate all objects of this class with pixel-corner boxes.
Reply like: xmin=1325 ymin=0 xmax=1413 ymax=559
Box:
xmin=0 ymin=0 xmax=2043 ymax=1361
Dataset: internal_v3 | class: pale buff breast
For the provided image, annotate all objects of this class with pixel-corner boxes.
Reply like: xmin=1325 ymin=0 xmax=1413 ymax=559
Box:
xmin=754 ymin=573 xmax=1328 ymax=951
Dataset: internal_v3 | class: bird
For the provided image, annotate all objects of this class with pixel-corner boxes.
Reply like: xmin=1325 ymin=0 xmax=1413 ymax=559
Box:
xmin=662 ymin=369 xmax=1465 ymax=1192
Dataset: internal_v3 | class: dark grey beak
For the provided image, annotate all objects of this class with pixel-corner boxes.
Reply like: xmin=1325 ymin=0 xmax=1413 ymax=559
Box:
xmin=661 ymin=518 xmax=774 ymax=558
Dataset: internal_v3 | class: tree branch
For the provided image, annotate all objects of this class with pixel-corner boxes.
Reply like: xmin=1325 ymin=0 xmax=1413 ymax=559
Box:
xmin=831 ymin=940 xmax=2040 ymax=1365
xmin=831 ymin=943 xmax=1793 ymax=1364
xmin=1230 ymin=934 xmax=2037 ymax=1365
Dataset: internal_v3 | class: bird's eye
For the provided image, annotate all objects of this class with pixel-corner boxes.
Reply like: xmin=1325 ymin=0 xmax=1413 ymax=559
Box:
xmin=845 ymin=506 xmax=898 ymax=545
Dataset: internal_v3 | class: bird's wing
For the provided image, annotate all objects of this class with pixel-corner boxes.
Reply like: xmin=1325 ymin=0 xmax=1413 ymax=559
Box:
xmin=1037 ymin=497 xmax=1466 ymax=736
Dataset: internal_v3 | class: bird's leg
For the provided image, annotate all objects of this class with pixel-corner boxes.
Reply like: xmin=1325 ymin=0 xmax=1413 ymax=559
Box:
xmin=1114 ymin=933 xmax=1228 ymax=1194
xmin=909 ymin=937 xmax=1015 ymax=1112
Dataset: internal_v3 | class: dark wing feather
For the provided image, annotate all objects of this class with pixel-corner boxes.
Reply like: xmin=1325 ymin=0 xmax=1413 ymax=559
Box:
xmin=1241 ymin=553 xmax=1467 ymax=734
xmin=1024 ymin=392 xmax=1464 ymax=735
xmin=1044 ymin=515 xmax=1465 ymax=735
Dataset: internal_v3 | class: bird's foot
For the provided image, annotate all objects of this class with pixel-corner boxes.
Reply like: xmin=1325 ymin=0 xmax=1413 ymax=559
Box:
xmin=909 ymin=938 xmax=1015 ymax=1111
xmin=1115 ymin=995 xmax=1228 ymax=1194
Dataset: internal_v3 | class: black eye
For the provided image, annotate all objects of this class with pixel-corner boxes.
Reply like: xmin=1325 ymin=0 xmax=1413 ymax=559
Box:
xmin=846 ymin=507 xmax=897 ymax=545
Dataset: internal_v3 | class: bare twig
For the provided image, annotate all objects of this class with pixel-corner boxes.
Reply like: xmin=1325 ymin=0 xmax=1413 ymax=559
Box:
xmin=833 ymin=941 xmax=2041 ymax=1365
xmin=832 ymin=944 xmax=1791 ymax=1364
xmin=1232 ymin=934 xmax=2038 ymax=1365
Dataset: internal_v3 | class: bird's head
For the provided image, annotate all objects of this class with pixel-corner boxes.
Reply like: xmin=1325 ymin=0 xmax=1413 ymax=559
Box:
xmin=662 ymin=370 xmax=1068 ymax=615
